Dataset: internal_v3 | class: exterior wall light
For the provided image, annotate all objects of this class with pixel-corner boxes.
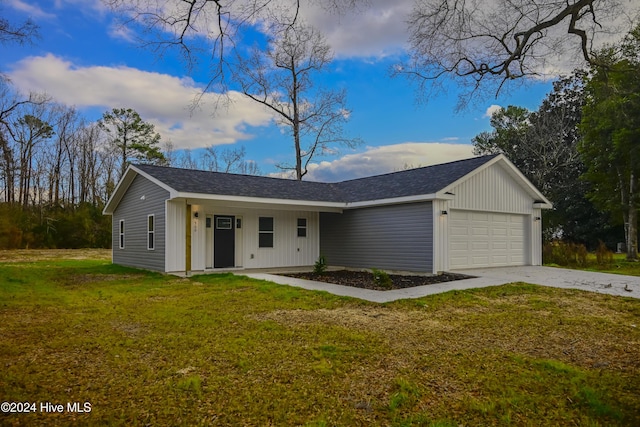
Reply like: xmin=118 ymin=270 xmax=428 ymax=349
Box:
xmin=534 ymin=216 xmax=541 ymax=221
xmin=194 ymin=212 xmax=199 ymax=218
xmin=441 ymin=210 xmax=448 ymax=216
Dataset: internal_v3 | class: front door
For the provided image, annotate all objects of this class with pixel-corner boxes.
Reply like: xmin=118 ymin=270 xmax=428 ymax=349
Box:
xmin=214 ymin=215 xmax=235 ymax=268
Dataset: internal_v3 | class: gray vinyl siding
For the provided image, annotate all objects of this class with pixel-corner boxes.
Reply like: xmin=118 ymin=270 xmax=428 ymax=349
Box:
xmin=112 ymin=175 xmax=169 ymax=271
xmin=320 ymin=202 xmax=433 ymax=273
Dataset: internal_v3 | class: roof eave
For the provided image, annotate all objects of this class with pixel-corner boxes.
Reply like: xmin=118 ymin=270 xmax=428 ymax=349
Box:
xmin=344 ymin=193 xmax=451 ymax=209
xmin=173 ymin=191 xmax=345 ymax=211
xmin=533 ymin=202 xmax=553 ymax=209
xmin=102 ymin=165 xmax=177 ymax=215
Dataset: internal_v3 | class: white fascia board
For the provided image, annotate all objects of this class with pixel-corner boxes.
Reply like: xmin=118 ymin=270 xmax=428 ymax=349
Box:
xmin=102 ymin=165 xmax=178 ymax=215
xmin=174 ymin=191 xmax=345 ymax=211
xmin=344 ymin=193 xmax=448 ymax=209
xmin=533 ymin=202 xmax=553 ymax=209
xmin=173 ymin=191 xmax=454 ymax=212
xmin=102 ymin=166 xmax=135 ymax=215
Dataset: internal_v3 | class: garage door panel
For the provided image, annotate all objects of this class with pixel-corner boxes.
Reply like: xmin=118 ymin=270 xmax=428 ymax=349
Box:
xmin=472 ymin=227 xmax=489 ymax=236
xmin=472 ymin=256 xmax=489 ymax=265
xmin=451 ymin=210 xmax=469 ymax=220
xmin=449 ymin=226 xmax=469 ymax=236
xmin=492 ymin=241 xmax=507 ymax=250
xmin=491 ymin=255 xmax=508 ymax=264
xmin=493 ymin=228 xmax=508 ymax=236
xmin=450 ymin=242 xmax=469 ymax=251
xmin=472 ymin=241 xmax=489 ymax=250
xmin=449 ymin=210 xmax=528 ymax=269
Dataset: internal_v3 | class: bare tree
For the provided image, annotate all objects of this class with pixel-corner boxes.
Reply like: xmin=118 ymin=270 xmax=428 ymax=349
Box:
xmin=104 ymin=0 xmax=361 ymax=92
xmin=234 ymin=21 xmax=360 ymax=180
xmin=0 ymin=5 xmax=38 ymax=46
xmin=12 ymin=105 xmax=54 ymax=208
xmin=170 ymin=144 xmax=260 ymax=175
xmin=402 ymin=0 xmax=634 ymax=107
xmin=76 ymin=123 xmax=104 ymax=205
xmin=203 ymin=145 xmax=260 ymax=174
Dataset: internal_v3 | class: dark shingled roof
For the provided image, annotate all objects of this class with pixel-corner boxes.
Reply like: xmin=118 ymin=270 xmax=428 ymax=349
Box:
xmin=134 ymin=154 xmax=499 ymax=203
xmin=335 ymin=154 xmax=499 ymax=202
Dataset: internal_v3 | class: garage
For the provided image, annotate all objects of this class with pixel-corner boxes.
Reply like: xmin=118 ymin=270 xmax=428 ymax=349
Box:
xmin=448 ymin=210 xmax=527 ymax=269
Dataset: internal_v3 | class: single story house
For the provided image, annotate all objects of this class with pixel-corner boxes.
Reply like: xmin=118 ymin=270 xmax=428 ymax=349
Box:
xmin=103 ymin=154 xmax=552 ymax=274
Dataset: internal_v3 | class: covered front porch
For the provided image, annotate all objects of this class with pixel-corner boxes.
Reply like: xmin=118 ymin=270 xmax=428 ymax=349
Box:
xmin=164 ymin=197 xmax=342 ymax=274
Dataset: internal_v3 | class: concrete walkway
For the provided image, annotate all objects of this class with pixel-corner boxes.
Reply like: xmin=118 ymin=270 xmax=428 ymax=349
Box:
xmin=241 ymin=266 xmax=640 ymax=303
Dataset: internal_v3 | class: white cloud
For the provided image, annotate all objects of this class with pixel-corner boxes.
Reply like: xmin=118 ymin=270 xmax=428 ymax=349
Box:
xmin=295 ymin=142 xmax=476 ymax=182
xmin=6 ymin=0 xmax=56 ymax=19
xmin=110 ymin=0 xmax=412 ymax=59
xmin=108 ymin=23 xmax=137 ymax=42
xmin=8 ymin=54 xmax=276 ymax=149
xmin=484 ymin=104 xmax=502 ymax=118
xmin=299 ymin=1 xmax=412 ymax=58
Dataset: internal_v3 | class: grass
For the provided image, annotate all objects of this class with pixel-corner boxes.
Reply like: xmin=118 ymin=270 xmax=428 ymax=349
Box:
xmin=0 ymin=250 xmax=639 ymax=426
xmin=546 ymin=253 xmax=640 ymax=276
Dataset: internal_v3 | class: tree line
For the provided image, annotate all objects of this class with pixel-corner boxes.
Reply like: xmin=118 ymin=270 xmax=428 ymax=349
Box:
xmin=0 ymin=86 xmax=263 ymax=249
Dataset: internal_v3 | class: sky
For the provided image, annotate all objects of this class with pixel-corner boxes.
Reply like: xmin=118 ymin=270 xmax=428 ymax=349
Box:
xmin=0 ymin=0 xmax=576 ymax=182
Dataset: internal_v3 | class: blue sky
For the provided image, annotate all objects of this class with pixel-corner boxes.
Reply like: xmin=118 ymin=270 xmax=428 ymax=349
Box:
xmin=1 ymin=0 xmax=557 ymax=181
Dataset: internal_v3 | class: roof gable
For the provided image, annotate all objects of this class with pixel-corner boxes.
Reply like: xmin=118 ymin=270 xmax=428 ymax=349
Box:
xmin=440 ymin=155 xmax=551 ymax=207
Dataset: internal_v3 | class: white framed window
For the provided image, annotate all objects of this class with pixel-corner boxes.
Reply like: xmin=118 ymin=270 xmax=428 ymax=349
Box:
xmin=259 ymin=217 xmax=274 ymax=248
xmin=147 ymin=215 xmax=155 ymax=250
xmin=216 ymin=217 xmax=232 ymax=229
xmin=119 ymin=219 xmax=125 ymax=249
xmin=297 ymin=218 xmax=307 ymax=237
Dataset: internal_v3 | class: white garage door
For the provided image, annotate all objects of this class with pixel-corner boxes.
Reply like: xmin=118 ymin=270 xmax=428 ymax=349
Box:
xmin=449 ymin=210 xmax=527 ymax=269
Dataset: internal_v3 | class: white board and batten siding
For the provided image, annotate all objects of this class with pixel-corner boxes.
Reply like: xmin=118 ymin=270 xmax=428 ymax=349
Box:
xmin=169 ymin=205 xmax=320 ymax=272
xmin=448 ymin=162 xmax=533 ymax=214
xmin=436 ymin=162 xmax=542 ymax=270
xmin=165 ymin=199 xmax=186 ymax=272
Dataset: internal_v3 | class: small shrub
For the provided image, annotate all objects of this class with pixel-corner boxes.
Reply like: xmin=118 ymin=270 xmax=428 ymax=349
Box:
xmin=372 ymin=268 xmax=393 ymax=289
xmin=543 ymin=241 xmax=589 ymax=267
xmin=313 ymin=255 xmax=327 ymax=275
xmin=575 ymin=244 xmax=588 ymax=267
xmin=595 ymin=240 xmax=613 ymax=266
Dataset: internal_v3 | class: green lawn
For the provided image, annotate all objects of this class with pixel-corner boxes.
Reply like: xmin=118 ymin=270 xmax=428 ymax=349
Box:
xmin=1 ymin=251 xmax=639 ymax=426
xmin=546 ymin=253 xmax=640 ymax=276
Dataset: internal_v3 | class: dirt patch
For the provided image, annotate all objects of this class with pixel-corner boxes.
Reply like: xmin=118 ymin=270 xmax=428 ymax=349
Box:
xmin=0 ymin=249 xmax=111 ymax=263
xmin=252 ymin=307 xmax=454 ymax=335
xmin=283 ymin=270 xmax=473 ymax=291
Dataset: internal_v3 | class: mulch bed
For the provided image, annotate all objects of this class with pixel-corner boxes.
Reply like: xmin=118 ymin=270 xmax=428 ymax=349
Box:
xmin=282 ymin=270 xmax=474 ymax=291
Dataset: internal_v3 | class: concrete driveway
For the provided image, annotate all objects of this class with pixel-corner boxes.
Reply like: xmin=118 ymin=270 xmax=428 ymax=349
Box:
xmin=453 ymin=266 xmax=640 ymax=299
xmin=244 ymin=266 xmax=640 ymax=303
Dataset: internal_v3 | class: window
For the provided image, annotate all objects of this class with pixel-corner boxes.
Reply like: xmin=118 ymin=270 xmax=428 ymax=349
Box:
xmin=297 ymin=218 xmax=307 ymax=237
xmin=119 ymin=220 xmax=125 ymax=249
xmin=147 ymin=215 xmax=155 ymax=250
xmin=259 ymin=217 xmax=274 ymax=248
xmin=216 ymin=217 xmax=232 ymax=229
